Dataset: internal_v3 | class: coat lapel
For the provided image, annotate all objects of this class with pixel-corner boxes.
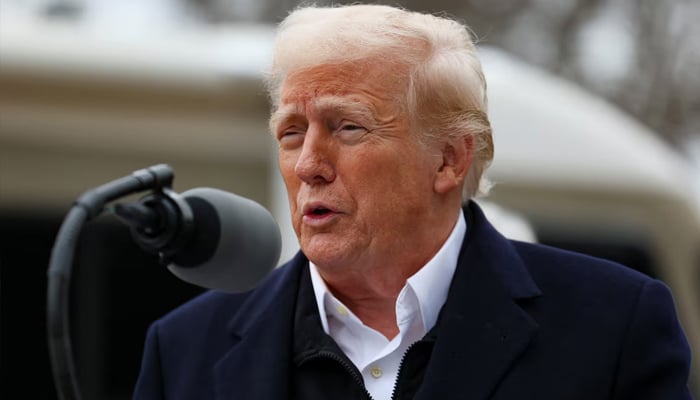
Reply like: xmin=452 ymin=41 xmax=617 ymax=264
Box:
xmin=212 ymin=253 xmax=308 ymax=400
xmin=417 ymin=202 xmax=542 ymax=400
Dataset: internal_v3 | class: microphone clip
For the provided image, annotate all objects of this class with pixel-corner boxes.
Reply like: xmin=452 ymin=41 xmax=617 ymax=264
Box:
xmin=112 ymin=188 xmax=194 ymax=263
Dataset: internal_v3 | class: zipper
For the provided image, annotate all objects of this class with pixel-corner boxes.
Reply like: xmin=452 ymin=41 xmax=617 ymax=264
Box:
xmin=390 ymin=341 xmax=418 ymax=400
xmin=299 ymin=350 xmax=374 ymax=400
xmin=391 ymin=338 xmax=436 ymax=400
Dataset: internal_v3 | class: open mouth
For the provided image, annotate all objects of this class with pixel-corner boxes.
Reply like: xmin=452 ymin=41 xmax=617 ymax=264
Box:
xmin=303 ymin=203 xmax=336 ymax=219
xmin=309 ymin=207 xmax=331 ymax=216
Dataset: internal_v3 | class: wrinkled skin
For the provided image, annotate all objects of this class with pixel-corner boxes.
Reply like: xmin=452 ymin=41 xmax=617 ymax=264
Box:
xmin=271 ymin=61 xmax=471 ymax=334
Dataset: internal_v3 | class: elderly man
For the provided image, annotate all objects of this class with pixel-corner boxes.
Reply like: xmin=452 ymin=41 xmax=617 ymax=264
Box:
xmin=133 ymin=4 xmax=692 ymax=400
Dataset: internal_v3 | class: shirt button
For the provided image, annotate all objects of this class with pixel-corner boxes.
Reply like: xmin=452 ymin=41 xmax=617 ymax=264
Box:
xmin=336 ymin=305 xmax=349 ymax=317
xmin=370 ymin=366 xmax=383 ymax=379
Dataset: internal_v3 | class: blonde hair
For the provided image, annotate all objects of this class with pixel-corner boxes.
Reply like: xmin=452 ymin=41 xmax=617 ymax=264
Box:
xmin=266 ymin=4 xmax=494 ymax=199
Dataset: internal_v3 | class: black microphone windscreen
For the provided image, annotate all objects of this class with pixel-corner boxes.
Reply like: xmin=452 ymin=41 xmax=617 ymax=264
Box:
xmin=166 ymin=188 xmax=282 ymax=293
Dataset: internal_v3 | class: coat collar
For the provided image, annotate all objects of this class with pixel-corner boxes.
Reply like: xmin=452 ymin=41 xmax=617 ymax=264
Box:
xmin=214 ymin=201 xmax=541 ymax=400
xmin=416 ymin=202 xmax=541 ymax=399
xmin=212 ymin=251 xmax=308 ymax=400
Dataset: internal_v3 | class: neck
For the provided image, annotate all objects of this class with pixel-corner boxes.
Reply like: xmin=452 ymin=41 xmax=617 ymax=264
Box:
xmin=330 ymin=285 xmax=400 ymax=339
xmin=323 ymin=265 xmax=412 ymax=338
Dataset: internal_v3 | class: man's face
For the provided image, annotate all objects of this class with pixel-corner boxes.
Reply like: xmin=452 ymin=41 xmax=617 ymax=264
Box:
xmin=272 ymin=62 xmax=444 ymax=272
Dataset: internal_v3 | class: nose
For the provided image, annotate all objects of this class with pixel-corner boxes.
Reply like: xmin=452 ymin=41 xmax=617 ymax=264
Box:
xmin=294 ymin=127 xmax=336 ymax=184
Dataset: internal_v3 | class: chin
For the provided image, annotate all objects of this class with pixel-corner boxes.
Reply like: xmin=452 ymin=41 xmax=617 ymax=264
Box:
xmin=303 ymin=246 xmax=349 ymax=271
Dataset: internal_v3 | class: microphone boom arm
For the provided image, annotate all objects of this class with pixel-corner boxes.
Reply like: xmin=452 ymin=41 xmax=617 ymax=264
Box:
xmin=47 ymin=164 xmax=176 ymax=400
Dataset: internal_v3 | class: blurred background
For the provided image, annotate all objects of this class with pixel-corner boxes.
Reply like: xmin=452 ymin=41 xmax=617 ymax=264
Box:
xmin=1 ymin=0 xmax=699 ymax=398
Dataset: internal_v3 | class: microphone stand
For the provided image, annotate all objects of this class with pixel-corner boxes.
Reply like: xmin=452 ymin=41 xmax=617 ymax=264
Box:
xmin=46 ymin=164 xmax=190 ymax=400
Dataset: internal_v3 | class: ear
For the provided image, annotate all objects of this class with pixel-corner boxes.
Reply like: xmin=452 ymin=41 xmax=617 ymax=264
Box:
xmin=434 ymin=135 xmax=473 ymax=195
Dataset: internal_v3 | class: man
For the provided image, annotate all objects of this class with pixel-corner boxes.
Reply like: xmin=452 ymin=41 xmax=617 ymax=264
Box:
xmin=133 ymin=4 xmax=693 ymax=399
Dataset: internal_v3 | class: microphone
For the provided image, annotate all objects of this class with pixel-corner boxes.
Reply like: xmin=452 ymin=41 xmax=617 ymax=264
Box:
xmin=114 ymin=187 xmax=282 ymax=293
xmin=47 ymin=165 xmax=281 ymax=400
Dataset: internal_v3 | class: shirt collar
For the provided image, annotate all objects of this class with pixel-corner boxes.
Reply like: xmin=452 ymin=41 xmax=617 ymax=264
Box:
xmin=309 ymin=210 xmax=466 ymax=334
xmin=408 ymin=209 xmax=466 ymax=332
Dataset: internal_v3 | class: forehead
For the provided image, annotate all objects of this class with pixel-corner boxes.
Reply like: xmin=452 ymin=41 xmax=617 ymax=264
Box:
xmin=277 ymin=61 xmax=407 ymax=112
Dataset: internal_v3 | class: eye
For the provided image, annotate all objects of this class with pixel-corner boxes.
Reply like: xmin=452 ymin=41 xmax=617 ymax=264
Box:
xmin=340 ymin=123 xmax=364 ymax=131
xmin=277 ymin=127 xmax=305 ymax=149
xmin=335 ymin=121 xmax=368 ymax=142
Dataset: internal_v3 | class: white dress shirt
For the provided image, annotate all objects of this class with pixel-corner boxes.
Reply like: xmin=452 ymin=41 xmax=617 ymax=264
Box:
xmin=309 ymin=210 xmax=466 ymax=400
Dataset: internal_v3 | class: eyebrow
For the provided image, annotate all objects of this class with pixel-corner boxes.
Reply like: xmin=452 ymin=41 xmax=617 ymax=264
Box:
xmin=269 ymin=104 xmax=303 ymax=134
xmin=269 ymin=96 xmax=380 ymax=133
xmin=316 ymin=96 xmax=377 ymax=119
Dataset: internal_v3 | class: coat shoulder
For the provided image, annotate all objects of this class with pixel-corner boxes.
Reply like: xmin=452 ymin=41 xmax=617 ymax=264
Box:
xmin=510 ymin=240 xmax=654 ymax=295
xmin=154 ymin=256 xmax=303 ymax=341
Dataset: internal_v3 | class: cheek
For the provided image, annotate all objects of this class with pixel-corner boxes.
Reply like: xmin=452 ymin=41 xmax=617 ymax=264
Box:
xmin=278 ymin=153 xmax=301 ymax=209
xmin=345 ymin=152 xmax=410 ymax=204
xmin=278 ymin=152 xmax=299 ymax=185
xmin=354 ymin=149 xmax=434 ymax=208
